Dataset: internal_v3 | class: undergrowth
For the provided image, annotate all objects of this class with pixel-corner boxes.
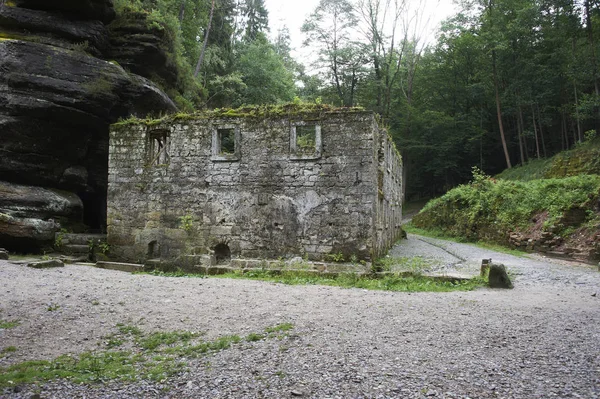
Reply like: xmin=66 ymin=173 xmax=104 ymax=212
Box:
xmin=413 ymin=167 xmax=600 ymax=244
xmin=0 ymin=323 xmax=293 ymax=388
xmin=497 ymin=138 xmax=600 ymax=181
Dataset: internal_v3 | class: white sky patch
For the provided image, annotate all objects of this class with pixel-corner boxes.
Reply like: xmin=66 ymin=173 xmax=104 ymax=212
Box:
xmin=265 ymin=0 xmax=458 ymax=71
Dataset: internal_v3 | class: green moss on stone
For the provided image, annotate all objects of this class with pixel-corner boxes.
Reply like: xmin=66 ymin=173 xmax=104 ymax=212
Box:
xmin=112 ymin=103 xmax=368 ymax=128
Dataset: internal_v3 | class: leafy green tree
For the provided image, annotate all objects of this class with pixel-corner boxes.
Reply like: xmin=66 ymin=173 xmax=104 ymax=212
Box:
xmin=302 ymin=0 xmax=368 ymax=106
xmin=235 ymin=38 xmax=296 ymax=105
xmin=241 ymin=0 xmax=269 ymax=41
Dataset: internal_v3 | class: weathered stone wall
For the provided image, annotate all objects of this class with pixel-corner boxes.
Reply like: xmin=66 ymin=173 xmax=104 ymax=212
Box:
xmin=107 ymin=111 xmax=403 ymax=264
xmin=374 ymin=130 xmax=403 ymax=258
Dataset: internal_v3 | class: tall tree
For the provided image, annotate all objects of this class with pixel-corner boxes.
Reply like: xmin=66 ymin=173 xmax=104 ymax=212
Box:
xmin=302 ymin=0 xmax=368 ymax=106
xmin=241 ymin=0 xmax=269 ymax=41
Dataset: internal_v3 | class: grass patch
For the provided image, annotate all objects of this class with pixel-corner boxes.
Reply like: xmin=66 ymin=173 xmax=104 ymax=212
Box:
xmin=0 ymin=319 xmax=20 ymax=329
xmin=1 ymin=346 xmax=17 ymax=355
xmin=116 ymin=324 xmax=143 ymax=336
xmin=142 ymin=268 xmax=482 ymax=292
xmin=0 ymin=323 xmax=292 ymax=389
xmin=218 ymin=270 xmax=483 ymax=292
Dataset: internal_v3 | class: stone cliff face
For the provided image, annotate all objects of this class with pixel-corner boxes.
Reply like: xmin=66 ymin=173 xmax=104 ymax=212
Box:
xmin=0 ymin=0 xmax=178 ymax=251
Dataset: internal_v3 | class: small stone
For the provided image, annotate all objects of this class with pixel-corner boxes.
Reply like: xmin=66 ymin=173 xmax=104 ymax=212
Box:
xmin=0 ymin=250 xmax=8 ymax=260
xmin=291 ymin=390 xmax=305 ymax=397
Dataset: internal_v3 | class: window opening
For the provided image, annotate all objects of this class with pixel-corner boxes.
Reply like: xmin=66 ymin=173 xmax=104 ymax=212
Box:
xmin=149 ymin=130 xmax=169 ymax=165
xmin=147 ymin=240 xmax=160 ymax=258
xmin=296 ymin=125 xmax=316 ymax=155
xmin=214 ymin=243 xmax=231 ymax=264
xmin=218 ymin=128 xmax=235 ymax=155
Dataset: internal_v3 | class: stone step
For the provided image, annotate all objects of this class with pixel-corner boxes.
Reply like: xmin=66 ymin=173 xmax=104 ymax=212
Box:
xmin=62 ymin=244 xmax=90 ymax=255
xmin=96 ymin=261 xmax=144 ymax=273
xmin=57 ymin=233 xmax=106 ymax=246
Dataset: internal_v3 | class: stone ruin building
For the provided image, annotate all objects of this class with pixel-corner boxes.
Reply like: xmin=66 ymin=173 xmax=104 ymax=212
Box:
xmin=107 ymin=107 xmax=403 ymax=269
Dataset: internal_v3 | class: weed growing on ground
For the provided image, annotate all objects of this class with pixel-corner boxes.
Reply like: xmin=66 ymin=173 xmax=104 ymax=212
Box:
xmin=0 ymin=319 xmax=20 ymax=329
xmin=46 ymin=303 xmax=60 ymax=312
xmin=1 ymin=347 xmax=17 ymax=355
xmin=143 ymin=269 xmax=482 ymax=292
xmin=0 ymin=323 xmax=294 ymax=388
xmin=373 ymin=255 xmax=436 ymax=273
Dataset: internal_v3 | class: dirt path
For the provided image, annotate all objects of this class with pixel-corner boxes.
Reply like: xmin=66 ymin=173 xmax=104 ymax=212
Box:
xmin=1 ymin=238 xmax=599 ymax=398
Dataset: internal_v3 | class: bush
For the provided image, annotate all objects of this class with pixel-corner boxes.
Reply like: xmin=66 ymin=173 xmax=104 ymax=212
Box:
xmin=413 ymin=167 xmax=600 ymax=243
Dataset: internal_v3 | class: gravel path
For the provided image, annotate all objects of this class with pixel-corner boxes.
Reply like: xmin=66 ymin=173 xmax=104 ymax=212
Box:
xmin=1 ymin=237 xmax=599 ymax=399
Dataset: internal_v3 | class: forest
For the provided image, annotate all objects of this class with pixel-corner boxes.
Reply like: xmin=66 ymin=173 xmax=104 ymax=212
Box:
xmin=117 ymin=0 xmax=600 ymax=200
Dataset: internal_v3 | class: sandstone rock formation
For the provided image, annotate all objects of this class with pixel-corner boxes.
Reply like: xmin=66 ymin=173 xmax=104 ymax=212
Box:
xmin=0 ymin=0 xmax=178 ymax=251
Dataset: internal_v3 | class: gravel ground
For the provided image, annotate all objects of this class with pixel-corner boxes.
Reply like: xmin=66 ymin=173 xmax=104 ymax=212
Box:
xmin=1 ymin=237 xmax=599 ymax=399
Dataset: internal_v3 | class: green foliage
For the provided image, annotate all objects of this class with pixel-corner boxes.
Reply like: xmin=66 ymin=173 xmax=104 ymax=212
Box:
xmin=325 ymin=252 xmax=345 ymax=262
xmin=179 ymin=215 xmax=194 ymax=231
xmin=0 ymin=319 xmax=20 ymax=329
xmin=584 ymin=130 xmax=597 ymax=142
xmin=54 ymin=229 xmax=68 ymax=249
xmin=116 ymin=324 xmax=143 ymax=336
xmin=98 ymin=242 xmax=110 ymax=255
xmin=234 ymin=38 xmax=296 ymax=106
xmin=497 ymin=139 xmax=600 ymax=181
xmin=373 ymin=256 xmax=436 ymax=273
xmin=113 ymin=102 xmax=366 ymax=128
xmin=218 ymin=270 xmax=482 ymax=292
xmin=138 ymin=331 xmax=196 ymax=350
xmin=413 ymin=168 xmax=600 ymax=243
xmin=1 ymin=346 xmax=17 ymax=354
xmin=69 ymin=41 xmax=91 ymax=54
xmin=46 ymin=303 xmax=60 ymax=312
xmin=0 ymin=323 xmax=290 ymax=388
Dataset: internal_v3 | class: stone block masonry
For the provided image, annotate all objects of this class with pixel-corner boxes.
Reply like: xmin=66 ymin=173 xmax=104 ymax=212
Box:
xmin=107 ymin=107 xmax=403 ymax=267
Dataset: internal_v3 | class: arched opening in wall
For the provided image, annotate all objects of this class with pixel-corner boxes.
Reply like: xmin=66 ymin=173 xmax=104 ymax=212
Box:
xmin=213 ymin=243 xmax=231 ymax=264
xmin=147 ymin=240 xmax=160 ymax=258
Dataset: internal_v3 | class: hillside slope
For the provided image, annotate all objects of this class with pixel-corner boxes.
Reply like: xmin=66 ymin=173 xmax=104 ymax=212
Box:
xmin=412 ymin=158 xmax=600 ymax=262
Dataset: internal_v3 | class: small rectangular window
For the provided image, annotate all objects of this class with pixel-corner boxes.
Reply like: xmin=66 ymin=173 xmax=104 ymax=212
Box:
xmin=218 ymin=128 xmax=236 ymax=155
xmin=296 ymin=125 xmax=316 ymax=155
xmin=212 ymin=125 xmax=240 ymax=161
xmin=149 ymin=130 xmax=169 ymax=166
xmin=290 ymin=123 xmax=321 ymax=160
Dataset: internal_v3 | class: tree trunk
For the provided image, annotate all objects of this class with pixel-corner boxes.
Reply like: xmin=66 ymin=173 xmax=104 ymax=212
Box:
xmin=572 ymin=38 xmax=582 ymax=142
xmin=536 ymin=104 xmax=547 ymax=158
xmin=518 ymin=105 xmax=529 ymax=163
xmin=178 ymin=1 xmax=185 ymax=22
xmin=492 ymin=50 xmax=512 ymax=169
xmin=561 ymin=110 xmax=568 ymax=150
xmin=194 ymin=0 xmax=216 ymax=78
xmin=531 ymin=105 xmax=540 ymax=159
xmin=585 ymin=0 xmax=600 ymax=128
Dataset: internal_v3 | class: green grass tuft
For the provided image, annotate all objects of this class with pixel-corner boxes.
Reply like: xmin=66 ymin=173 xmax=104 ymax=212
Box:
xmin=0 ymin=323 xmax=290 ymax=388
xmin=0 ymin=319 xmax=21 ymax=329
